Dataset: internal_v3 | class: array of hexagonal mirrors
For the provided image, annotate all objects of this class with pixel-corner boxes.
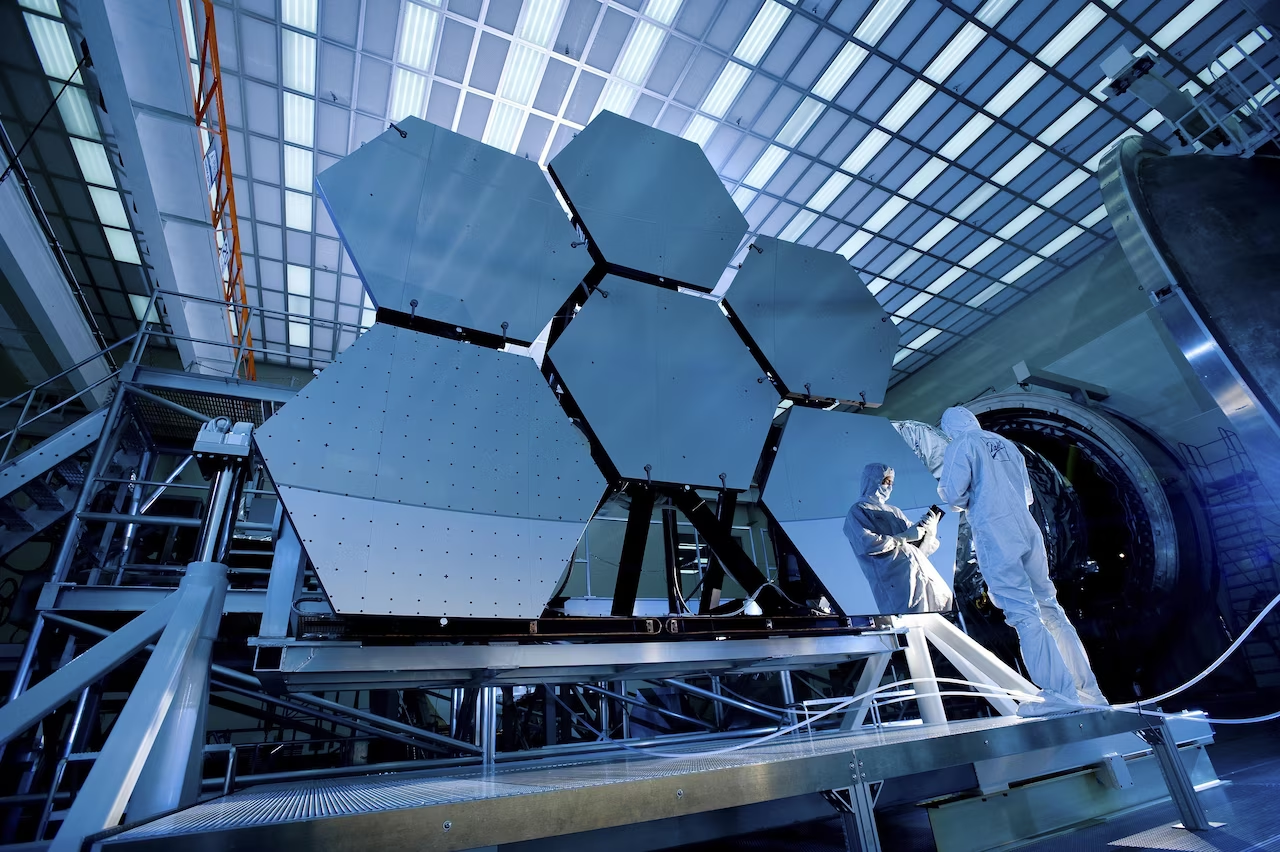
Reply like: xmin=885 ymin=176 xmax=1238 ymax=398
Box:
xmin=255 ymin=111 xmax=939 ymax=621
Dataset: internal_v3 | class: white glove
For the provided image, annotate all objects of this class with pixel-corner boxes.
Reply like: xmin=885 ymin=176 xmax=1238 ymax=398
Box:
xmin=896 ymin=525 xmax=925 ymax=543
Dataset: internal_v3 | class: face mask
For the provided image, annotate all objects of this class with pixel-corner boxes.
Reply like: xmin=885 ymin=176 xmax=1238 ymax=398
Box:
xmin=875 ymin=482 xmax=893 ymax=502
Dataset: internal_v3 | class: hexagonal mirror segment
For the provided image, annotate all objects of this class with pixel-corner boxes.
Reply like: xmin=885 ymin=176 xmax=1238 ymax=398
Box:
xmin=255 ymin=324 xmax=607 ymax=618
xmin=316 ymin=117 xmax=593 ymax=345
xmin=546 ymin=275 xmax=778 ymax=490
xmin=548 ymin=111 xmax=748 ymax=292
xmin=725 ymin=236 xmax=898 ymax=405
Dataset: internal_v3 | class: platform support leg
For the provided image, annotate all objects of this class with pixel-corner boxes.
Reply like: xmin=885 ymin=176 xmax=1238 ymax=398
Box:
xmin=841 ymin=654 xmax=891 ymax=730
xmin=904 ymin=627 xmax=946 ymax=724
xmin=1142 ymin=721 xmax=1213 ymax=831
xmin=834 ymin=782 xmax=881 ymax=852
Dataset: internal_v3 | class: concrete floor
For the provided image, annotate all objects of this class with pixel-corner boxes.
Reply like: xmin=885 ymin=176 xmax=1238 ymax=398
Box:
xmin=672 ymin=720 xmax=1280 ymax=852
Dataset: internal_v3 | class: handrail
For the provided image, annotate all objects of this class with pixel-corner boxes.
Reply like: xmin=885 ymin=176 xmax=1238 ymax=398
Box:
xmin=0 ymin=332 xmax=137 ymax=412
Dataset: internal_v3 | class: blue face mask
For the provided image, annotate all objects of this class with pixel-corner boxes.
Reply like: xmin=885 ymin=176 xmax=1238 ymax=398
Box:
xmin=875 ymin=481 xmax=893 ymax=503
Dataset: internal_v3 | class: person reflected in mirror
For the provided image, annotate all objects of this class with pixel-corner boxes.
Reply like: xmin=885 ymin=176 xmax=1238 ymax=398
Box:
xmin=844 ymin=463 xmax=953 ymax=615
xmin=937 ymin=405 xmax=1107 ymax=716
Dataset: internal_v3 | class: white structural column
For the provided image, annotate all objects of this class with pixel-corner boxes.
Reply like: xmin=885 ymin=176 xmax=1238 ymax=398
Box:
xmin=50 ymin=561 xmax=229 ymax=851
xmin=127 ymin=561 xmax=231 ymax=820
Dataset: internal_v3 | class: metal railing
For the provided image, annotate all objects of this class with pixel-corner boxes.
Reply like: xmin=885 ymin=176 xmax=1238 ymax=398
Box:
xmin=0 ymin=288 xmax=368 ymax=468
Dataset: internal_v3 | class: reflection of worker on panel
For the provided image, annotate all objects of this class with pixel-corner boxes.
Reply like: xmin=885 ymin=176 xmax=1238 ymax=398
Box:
xmin=844 ymin=463 xmax=953 ymax=614
xmin=937 ymin=406 xmax=1107 ymax=714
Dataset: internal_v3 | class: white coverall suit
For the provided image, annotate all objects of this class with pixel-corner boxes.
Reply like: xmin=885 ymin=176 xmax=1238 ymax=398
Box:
xmin=844 ymin=463 xmax=953 ymax=614
xmin=937 ymin=407 xmax=1105 ymax=707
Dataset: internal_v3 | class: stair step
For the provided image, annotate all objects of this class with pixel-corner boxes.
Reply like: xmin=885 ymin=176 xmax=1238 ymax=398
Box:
xmin=0 ymin=500 xmax=34 ymax=532
xmin=23 ymin=478 xmax=66 ymax=511
xmin=54 ymin=460 xmax=86 ymax=487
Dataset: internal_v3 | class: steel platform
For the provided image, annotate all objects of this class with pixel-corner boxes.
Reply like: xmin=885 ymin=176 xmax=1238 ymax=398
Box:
xmin=96 ymin=710 xmax=1151 ymax=851
xmin=252 ymin=631 xmax=903 ymax=691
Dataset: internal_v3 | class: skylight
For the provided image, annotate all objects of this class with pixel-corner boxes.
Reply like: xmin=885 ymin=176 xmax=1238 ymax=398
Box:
xmin=399 ymin=2 xmax=441 ymax=71
xmin=281 ymin=0 xmax=317 ymax=32
xmin=986 ymin=65 xmax=1045 ymax=117
xmin=615 ymin=20 xmax=664 ymax=85
xmin=88 ymin=186 xmax=129 ymax=229
xmin=518 ymin=0 xmax=565 ymax=47
xmin=388 ymin=69 xmax=427 ymax=122
xmin=70 ymin=138 xmax=115 ymax=187
xmin=24 ymin=12 xmax=80 ymax=81
xmin=1153 ymin=0 xmax=1224 ymax=49
xmin=855 ymin=0 xmax=910 ymax=44
xmin=484 ymin=102 xmax=526 ymax=152
xmin=644 ymin=0 xmax=681 ymax=26
xmin=1038 ymin=225 xmax=1085 ymax=257
xmin=906 ymin=327 xmax=942 ymax=349
xmin=743 ymin=145 xmax=788 ymax=188
xmin=776 ymin=98 xmax=824 ymax=146
xmin=1037 ymin=3 xmax=1106 ymax=65
xmin=880 ymin=80 xmax=934 ymax=132
xmin=734 ymin=1 xmax=789 ymax=65
xmin=778 ymin=209 xmax=818 ymax=241
xmin=938 ymin=115 xmax=993 ymax=159
xmin=809 ymin=172 xmax=852 ymax=211
xmin=1081 ymin=204 xmax=1110 ymax=228
xmin=812 ymin=43 xmax=868 ymax=100
xmin=841 ymin=129 xmax=890 ymax=174
xmin=924 ymin=23 xmax=984 ymax=84
xmin=897 ymin=292 xmax=933 ymax=318
xmin=283 ymin=93 xmax=315 ymax=146
xmin=968 ymin=283 xmax=1004 ymax=307
xmin=501 ymin=43 xmax=543 ymax=105
xmin=282 ymin=30 xmax=316 ymax=95
xmin=1001 ymin=255 xmax=1044 ymax=284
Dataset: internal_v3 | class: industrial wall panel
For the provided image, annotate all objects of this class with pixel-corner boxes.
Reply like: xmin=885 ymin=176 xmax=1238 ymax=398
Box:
xmin=726 ymin=236 xmax=898 ymax=405
xmin=256 ymin=324 xmax=607 ymax=617
xmin=548 ymin=111 xmax=747 ymax=291
xmin=316 ymin=117 xmax=592 ymax=344
xmin=547 ymin=275 xmax=777 ymax=489
xmin=762 ymin=406 xmax=958 ymax=616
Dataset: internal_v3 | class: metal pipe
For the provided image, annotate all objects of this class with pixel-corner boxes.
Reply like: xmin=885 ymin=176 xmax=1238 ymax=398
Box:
xmin=126 ymin=386 xmax=210 ymax=424
xmin=51 ymin=386 xmax=129 ymax=584
xmin=119 ymin=452 xmax=153 ymax=569
xmin=78 ymin=512 xmax=203 ymax=528
xmin=658 ymin=678 xmax=786 ymax=722
xmin=779 ymin=670 xmax=799 ymax=727
xmin=138 ymin=455 xmax=196 ymax=513
xmin=576 ymin=683 xmax=714 ymax=730
xmin=288 ymin=691 xmax=481 ymax=754
xmin=37 ymin=613 xmax=263 ymax=692
xmin=196 ymin=467 xmax=233 ymax=563
xmin=210 ymin=681 xmax=450 ymax=754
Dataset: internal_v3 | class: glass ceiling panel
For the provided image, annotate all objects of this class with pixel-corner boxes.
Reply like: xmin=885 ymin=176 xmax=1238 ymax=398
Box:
xmin=186 ymin=0 xmax=1263 ymax=372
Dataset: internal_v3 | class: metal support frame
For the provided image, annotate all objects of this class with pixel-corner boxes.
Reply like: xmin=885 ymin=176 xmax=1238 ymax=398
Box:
xmin=260 ymin=508 xmax=307 ymax=639
xmin=1140 ymin=720 xmax=1215 ymax=832
xmin=831 ymin=781 xmax=882 ymax=852
xmin=670 ymin=489 xmax=777 ymax=611
xmin=47 ymin=562 xmax=228 ymax=851
xmin=698 ymin=491 xmax=737 ymax=612
xmin=841 ymin=654 xmax=892 ymax=730
xmin=903 ymin=626 xmax=947 ymax=725
xmin=611 ymin=485 xmax=654 ymax=617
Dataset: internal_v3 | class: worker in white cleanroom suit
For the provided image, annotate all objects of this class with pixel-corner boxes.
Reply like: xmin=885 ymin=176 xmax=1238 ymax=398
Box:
xmin=937 ymin=406 xmax=1106 ymax=714
xmin=845 ymin=463 xmax=953 ymax=614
